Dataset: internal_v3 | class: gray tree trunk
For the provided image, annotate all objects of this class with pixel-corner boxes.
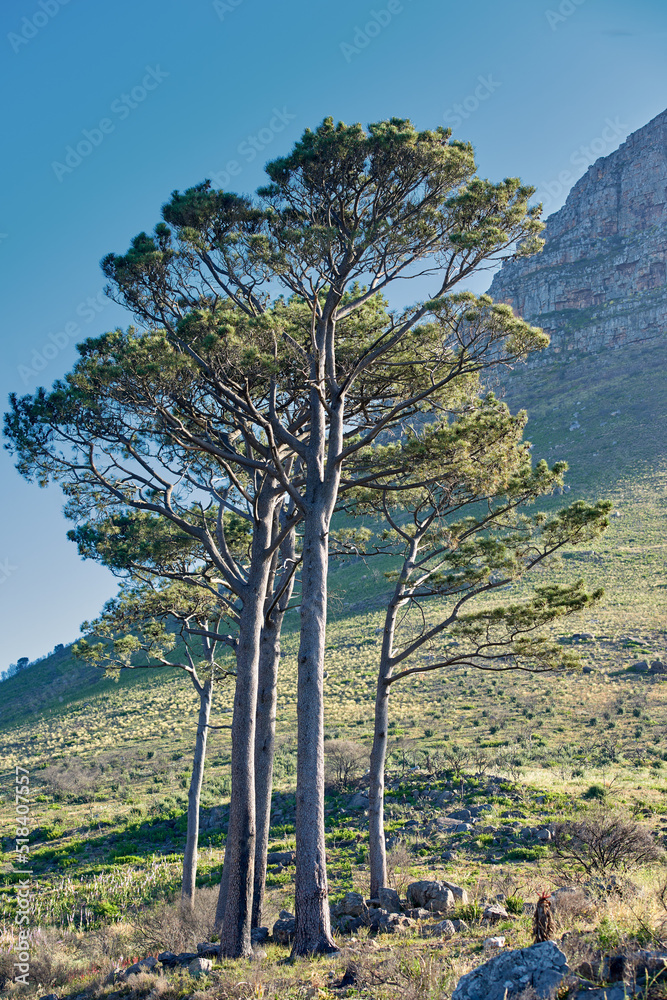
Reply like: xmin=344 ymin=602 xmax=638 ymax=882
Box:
xmin=181 ymin=676 xmax=213 ymax=910
xmin=368 ymin=542 xmax=418 ymax=898
xmin=252 ymin=613 xmax=281 ymax=929
xmin=292 ymin=504 xmax=338 ymax=955
xmin=217 ymin=489 xmax=277 ymax=959
xmin=368 ymin=665 xmax=391 ymax=899
xmin=252 ymin=519 xmax=296 ymax=928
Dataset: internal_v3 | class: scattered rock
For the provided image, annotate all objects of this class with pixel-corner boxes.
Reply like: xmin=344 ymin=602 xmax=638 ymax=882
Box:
xmin=452 ymin=941 xmax=569 ymax=1000
xmin=650 ymin=659 xmax=667 ymax=674
xmin=369 ymin=909 xmax=414 ymax=934
xmin=378 ymin=887 xmax=403 ymax=913
xmin=273 ymin=914 xmax=296 ymax=944
xmin=631 ymin=660 xmax=650 ymax=673
xmin=425 ymin=918 xmax=456 ymax=937
xmin=266 ymin=850 xmax=295 ymax=865
xmin=348 ymin=791 xmax=369 ymax=810
xmin=536 ymin=828 xmax=551 ymax=842
xmin=334 ymin=891 xmax=368 ymax=918
xmin=406 ymin=880 xmax=455 ymax=913
xmin=407 ymin=907 xmax=431 ymax=919
xmin=483 ymin=903 xmax=509 ymax=923
xmin=188 ymin=957 xmax=212 ymax=976
xmin=250 ymin=948 xmax=267 ymax=961
xmin=441 ymin=850 xmax=457 ymax=861
xmin=123 ymin=957 xmax=159 ymax=977
xmin=483 ymin=936 xmax=506 ymax=951
xmin=251 ymin=926 xmax=269 ymax=944
xmin=196 ymin=942 xmax=218 ymax=957
xmin=447 ymin=808 xmax=473 ymax=821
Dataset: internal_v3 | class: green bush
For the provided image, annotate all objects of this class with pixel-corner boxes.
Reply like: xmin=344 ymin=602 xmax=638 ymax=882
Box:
xmin=582 ymin=784 xmax=606 ymax=801
xmin=505 ymin=894 xmax=525 ymax=915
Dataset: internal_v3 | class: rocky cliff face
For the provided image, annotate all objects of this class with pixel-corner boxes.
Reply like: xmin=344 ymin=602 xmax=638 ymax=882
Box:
xmin=488 ymin=108 xmax=667 ymax=353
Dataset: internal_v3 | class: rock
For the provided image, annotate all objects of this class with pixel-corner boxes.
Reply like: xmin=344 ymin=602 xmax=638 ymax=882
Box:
xmin=447 ymin=808 xmax=473 ymax=821
xmin=378 ymin=887 xmax=403 ymax=913
xmin=266 ymin=850 xmax=295 ymax=865
xmin=188 ymin=957 xmax=212 ymax=976
xmin=369 ymin=909 xmax=414 ymax=934
xmin=488 ymin=109 xmax=667 ymax=359
xmin=251 ymin=926 xmax=269 ymax=944
xmin=426 ymin=918 xmax=456 ymax=937
xmin=348 ymin=791 xmax=369 ymax=810
xmin=650 ymin=659 xmax=667 ymax=674
xmin=407 ymin=907 xmax=431 ymax=919
xmin=632 ymin=660 xmax=650 ymax=672
xmin=483 ymin=903 xmax=509 ymax=923
xmin=520 ymin=827 xmax=535 ymax=840
xmin=250 ymin=948 xmax=267 ymax=961
xmin=124 ymin=956 xmax=159 ymax=976
xmin=441 ymin=850 xmax=457 ymax=861
xmin=200 ymin=805 xmax=227 ymax=831
xmin=454 ymin=822 xmax=475 ymax=833
xmin=452 ymin=918 xmax=469 ymax=932
xmin=176 ymin=952 xmax=199 ymax=964
xmin=40 ymin=995 xmax=59 ymax=1000
xmin=336 ymin=914 xmax=363 ymax=933
xmin=279 ymin=909 xmax=294 ymax=919
xmin=337 ymin=891 xmax=368 ymax=917
xmin=452 ymin=941 xmax=569 ymax=1000
xmin=406 ymin=880 xmax=455 ymax=913
xmin=158 ymin=951 xmax=180 ymax=967
xmin=197 ymin=941 xmax=219 ymax=956
xmin=572 ymin=632 xmax=595 ymax=641
xmin=272 ymin=915 xmax=296 ymax=944
xmin=536 ymin=828 xmax=551 ymax=842
xmin=483 ymin=936 xmax=506 ymax=950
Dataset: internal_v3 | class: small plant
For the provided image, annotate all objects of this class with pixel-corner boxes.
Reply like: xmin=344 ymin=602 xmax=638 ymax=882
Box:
xmin=454 ymin=900 xmax=483 ymax=922
xmin=582 ymin=784 xmax=606 ymax=801
xmin=506 ymin=893 xmax=525 ymax=916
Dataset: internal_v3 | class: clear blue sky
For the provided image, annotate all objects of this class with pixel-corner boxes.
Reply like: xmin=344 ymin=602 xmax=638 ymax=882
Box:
xmin=1 ymin=0 xmax=665 ymax=666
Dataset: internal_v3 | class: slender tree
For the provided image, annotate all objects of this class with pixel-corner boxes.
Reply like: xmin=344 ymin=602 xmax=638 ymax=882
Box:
xmin=100 ymin=116 xmax=546 ymax=954
xmin=340 ymin=395 xmax=610 ymax=895
xmin=73 ymin=580 xmax=235 ymax=910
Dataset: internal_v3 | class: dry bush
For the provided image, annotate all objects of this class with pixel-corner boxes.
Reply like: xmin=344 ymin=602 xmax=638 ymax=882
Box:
xmin=130 ymin=887 xmax=218 ymax=953
xmin=39 ymin=756 xmax=104 ymax=800
xmin=553 ymin=811 xmax=664 ymax=878
xmin=386 ymin=843 xmax=413 ymax=897
xmin=551 ymin=887 xmax=597 ymax=930
xmin=324 ymin=740 xmax=367 ymax=790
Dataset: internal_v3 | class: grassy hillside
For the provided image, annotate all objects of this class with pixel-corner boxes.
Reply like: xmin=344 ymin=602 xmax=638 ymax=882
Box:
xmin=0 ymin=337 xmax=665 ymax=998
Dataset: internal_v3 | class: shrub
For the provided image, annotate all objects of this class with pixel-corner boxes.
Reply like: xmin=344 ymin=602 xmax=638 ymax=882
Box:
xmin=505 ymin=894 xmax=525 ymax=915
xmin=324 ymin=740 xmax=368 ymax=790
xmin=553 ymin=812 xmax=664 ymax=877
xmin=582 ymin=784 xmax=606 ymax=801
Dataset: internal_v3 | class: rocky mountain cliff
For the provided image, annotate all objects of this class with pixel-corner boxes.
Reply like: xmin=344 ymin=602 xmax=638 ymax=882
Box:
xmin=488 ymin=108 xmax=667 ymax=353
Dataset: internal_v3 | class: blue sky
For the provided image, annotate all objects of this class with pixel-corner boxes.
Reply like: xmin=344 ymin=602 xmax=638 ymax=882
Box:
xmin=1 ymin=0 xmax=666 ymax=666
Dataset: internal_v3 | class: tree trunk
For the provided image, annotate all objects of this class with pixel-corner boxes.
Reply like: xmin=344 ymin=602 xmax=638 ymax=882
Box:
xmin=216 ymin=491 xmax=276 ymax=959
xmin=252 ymin=613 xmax=281 ymax=930
xmin=181 ymin=676 xmax=213 ymax=910
xmin=292 ymin=504 xmax=337 ymax=955
xmin=368 ymin=544 xmax=417 ymax=898
xmin=252 ymin=518 xmax=297 ymax=929
xmin=368 ymin=670 xmax=390 ymax=899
